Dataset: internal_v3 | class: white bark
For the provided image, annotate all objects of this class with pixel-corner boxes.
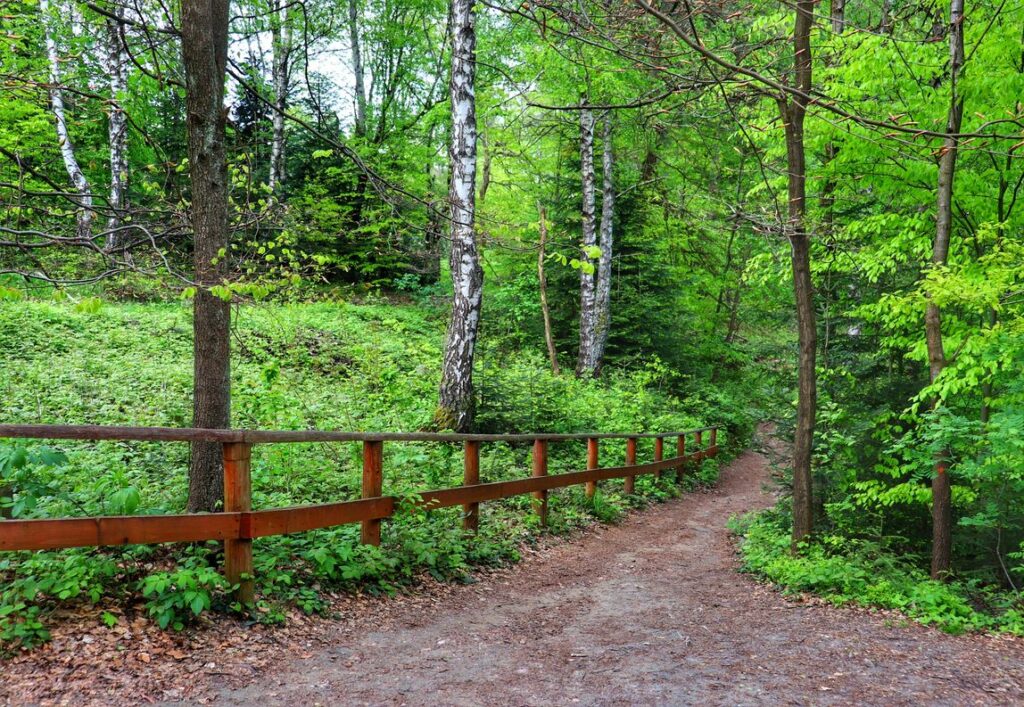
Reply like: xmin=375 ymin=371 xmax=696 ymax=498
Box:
xmin=348 ymin=0 xmax=367 ymax=138
xmin=576 ymin=105 xmax=599 ymax=377
xmin=42 ymin=0 xmax=93 ymax=240
xmin=105 ymin=6 xmax=129 ymax=247
xmin=437 ymin=0 xmax=482 ymax=431
xmin=592 ymin=114 xmax=614 ymax=373
xmin=268 ymin=0 xmax=291 ymax=192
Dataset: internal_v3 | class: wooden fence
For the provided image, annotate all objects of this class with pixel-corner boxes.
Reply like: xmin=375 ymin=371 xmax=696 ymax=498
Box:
xmin=0 ymin=424 xmax=719 ymax=602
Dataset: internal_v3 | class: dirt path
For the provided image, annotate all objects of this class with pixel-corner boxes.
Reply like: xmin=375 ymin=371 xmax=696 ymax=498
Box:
xmin=208 ymin=443 xmax=1024 ymax=706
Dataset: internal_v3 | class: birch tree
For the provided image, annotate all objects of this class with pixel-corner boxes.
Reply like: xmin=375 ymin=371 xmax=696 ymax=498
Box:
xmin=348 ymin=0 xmax=367 ymax=139
xmin=268 ymin=0 xmax=292 ymax=193
xmin=41 ymin=0 xmax=94 ymax=240
xmin=592 ymin=113 xmax=614 ymax=372
xmin=436 ymin=0 xmax=482 ymax=431
xmin=104 ymin=4 xmax=128 ymax=246
xmin=576 ymin=104 xmax=599 ymax=378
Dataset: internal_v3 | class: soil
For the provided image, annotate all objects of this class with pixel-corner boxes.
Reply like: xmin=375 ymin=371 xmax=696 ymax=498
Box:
xmin=208 ymin=429 xmax=1024 ymax=706
xmin=6 ymin=429 xmax=1024 ymax=705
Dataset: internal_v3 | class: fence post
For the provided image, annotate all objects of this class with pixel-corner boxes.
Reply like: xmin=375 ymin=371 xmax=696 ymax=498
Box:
xmin=677 ymin=434 xmax=686 ymax=482
xmin=223 ymin=442 xmax=254 ymax=604
xmin=532 ymin=439 xmax=548 ymax=526
xmin=586 ymin=437 xmax=599 ymax=498
xmin=361 ymin=440 xmax=384 ymax=545
xmin=654 ymin=437 xmax=664 ymax=479
xmin=710 ymin=427 xmax=718 ymax=454
xmin=463 ymin=440 xmax=480 ymax=533
xmin=624 ymin=437 xmax=637 ymax=494
xmin=695 ymin=430 xmax=704 ymax=462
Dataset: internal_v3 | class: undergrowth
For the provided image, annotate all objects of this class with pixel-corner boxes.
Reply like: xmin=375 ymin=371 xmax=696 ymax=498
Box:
xmin=0 ymin=299 xmax=754 ymax=651
xmin=730 ymin=508 xmax=1024 ymax=636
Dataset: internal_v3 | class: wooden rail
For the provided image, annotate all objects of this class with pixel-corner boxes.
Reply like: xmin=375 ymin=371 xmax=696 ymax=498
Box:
xmin=0 ymin=424 xmax=720 ymax=603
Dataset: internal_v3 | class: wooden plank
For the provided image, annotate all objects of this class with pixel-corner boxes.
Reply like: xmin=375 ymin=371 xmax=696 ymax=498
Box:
xmin=532 ymin=439 xmax=548 ymax=525
xmin=624 ymin=437 xmax=637 ymax=494
xmin=586 ymin=438 xmax=599 ymax=499
xmin=0 ymin=449 xmax=710 ymax=553
xmin=677 ymin=434 xmax=686 ymax=481
xmin=463 ymin=440 xmax=480 ymax=532
xmin=0 ymin=513 xmax=241 ymax=551
xmin=248 ymin=497 xmax=395 ymax=537
xmin=654 ymin=437 xmax=664 ymax=479
xmin=0 ymin=424 xmax=718 ymax=445
xmin=417 ymin=456 xmax=687 ymax=510
xmin=361 ymin=440 xmax=384 ymax=545
xmin=223 ymin=442 xmax=254 ymax=604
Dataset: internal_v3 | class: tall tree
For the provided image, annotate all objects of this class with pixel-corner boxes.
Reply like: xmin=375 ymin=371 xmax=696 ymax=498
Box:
xmin=592 ymin=112 xmax=614 ymax=372
xmin=40 ymin=0 xmax=94 ymax=240
xmin=268 ymin=0 xmax=292 ymax=193
xmin=348 ymin=0 xmax=367 ymax=139
xmin=181 ymin=0 xmax=232 ymax=513
xmin=103 ymin=4 xmax=129 ymax=246
xmin=537 ymin=204 xmax=560 ymax=374
xmin=576 ymin=104 xmax=599 ymax=377
xmin=778 ymin=0 xmax=817 ymax=547
xmin=927 ymin=0 xmax=966 ymax=579
xmin=436 ymin=0 xmax=482 ymax=431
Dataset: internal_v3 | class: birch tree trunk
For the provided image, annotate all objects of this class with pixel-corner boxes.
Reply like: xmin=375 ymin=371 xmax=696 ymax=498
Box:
xmin=181 ymin=0 xmax=232 ymax=513
xmin=104 ymin=6 xmax=128 ymax=247
xmin=592 ymin=113 xmax=614 ymax=374
xmin=436 ymin=0 xmax=482 ymax=431
xmin=575 ymin=105 xmax=599 ymax=378
xmin=268 ymin=0 xmax=291 ymax=193
xmin=348 ymin=0 xmax=367 ymax=138
xmin=41 ymin=0 xmax=93 ymax=241
xmin=779 ymin=0 xmax=817 ymax=549
xmin=928 ymin=0 xmax=965 ymax=580
xmin=537 ymin=205 xmax=559 ymax=375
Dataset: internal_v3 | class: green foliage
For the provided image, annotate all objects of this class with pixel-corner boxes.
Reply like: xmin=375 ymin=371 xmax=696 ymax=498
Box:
xmin=139 ymin=563 xmax=229 ymax=631
xmin=0 ymin=298 xmax=747 ymax=649
xmin=731 ymin=511 xmax=1024 ymax=636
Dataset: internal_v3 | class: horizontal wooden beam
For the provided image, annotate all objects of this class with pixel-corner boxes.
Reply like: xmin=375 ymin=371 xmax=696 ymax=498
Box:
xmin=0 ymin=512 xmax=241 ymax=551
xmin=417 ymin=455 xmax=692 ymax=509
xmin=0 ymin=447 xmax=719 ymax=553
xmin=249 ymin=497 xmax=395 ymax=538
xmin=0 ymin=424 xmax=718 ymax=445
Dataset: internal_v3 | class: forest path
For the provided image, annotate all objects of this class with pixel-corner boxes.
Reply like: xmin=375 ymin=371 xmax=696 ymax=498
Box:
xmin=210 ymin=431 xmax=1024 ymax=706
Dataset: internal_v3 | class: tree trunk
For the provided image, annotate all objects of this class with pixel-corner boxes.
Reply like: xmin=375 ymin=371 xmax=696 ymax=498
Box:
xmin=592 ymin=113 xmax=614 ymax=375
xmin=437 ymin=0 xmax=482 ymax=432
xmin=780 ymin=0 xmax=817 ymax=549
xmin=831 ymin=0 xmax=846 ymax=33
xmin=268 ymin=0 xmax=291 ymax=193
xmin=104 ymin=7 xmax=128 ymax=248
xmin=928 ymin=0 xmax=965 ymax=580
xmin=348 ymin=0 xmax=367 ymax=139
xmin=41 ymin=0 xmax=93 ymax=241
xmin=537 ymin=204 xmax=559 ymax=375
xmin=576 ymin=105 xmax=599 ymax=378
xmin=181 ymin=0 xmax=232 ymax=513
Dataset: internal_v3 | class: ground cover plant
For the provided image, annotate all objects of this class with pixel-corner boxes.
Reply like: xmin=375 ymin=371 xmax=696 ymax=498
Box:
xmin=0 ymin=297 xmax=748 ymax=649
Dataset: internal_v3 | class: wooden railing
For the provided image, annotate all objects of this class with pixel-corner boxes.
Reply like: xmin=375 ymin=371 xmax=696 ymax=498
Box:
xmin=0 ymin=424 xmax=720 ymax=602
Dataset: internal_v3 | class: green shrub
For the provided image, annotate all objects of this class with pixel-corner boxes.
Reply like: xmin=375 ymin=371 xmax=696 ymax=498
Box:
xmin=731 ymin=509 xmax=1024 ymax=636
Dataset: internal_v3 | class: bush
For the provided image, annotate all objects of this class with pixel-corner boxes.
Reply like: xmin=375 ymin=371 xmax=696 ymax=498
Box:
xmin=730 ymin=509 xmax=1024 ymax=636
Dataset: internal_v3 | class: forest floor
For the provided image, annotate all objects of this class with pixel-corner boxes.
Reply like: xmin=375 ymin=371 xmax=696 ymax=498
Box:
xmin=6 ymin=429 xmax=1024 ymax=705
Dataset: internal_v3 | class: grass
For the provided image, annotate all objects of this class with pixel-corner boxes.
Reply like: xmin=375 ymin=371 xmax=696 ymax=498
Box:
xmin=0 ymin=295 xmax=747 ymax=649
